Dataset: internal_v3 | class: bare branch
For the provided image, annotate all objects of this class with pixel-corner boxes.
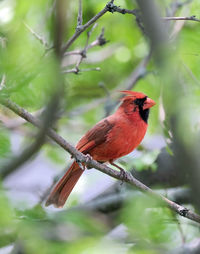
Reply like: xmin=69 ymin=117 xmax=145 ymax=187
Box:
xmin=24 ymin=22 xmax=49 ymax=48
xmin=74 ymin=23 xmax=98 ymax=71
xmin=62 ymin=67 xmax=100 ymax=74
xmin=76 ymin=0 xmax=83 ymax=30
xmin=0 ymin=74 xmax=6 ymax=90
xmin=64 ymin=27 xmax=107 ymax=57
xmin=163 ymin=15 xmax=200 ymax=22
xmin=1 ymin=98 xmax=200 ymax=224
xmin=107 ymin=2 xmax=200 ymax=23
xmin=0 ymin=0 xmax=66 ymax=178
xmin=62 ymin=0 xmax=199 ymax=56
xmin=0 ymin=95 xmax=60 ymax=178
xmin=61 ymin=1 xmax=112 ymax=53
xmin=63 ymin=187 xmax=192 ymax=214
xmin=64 ymin=50 xmax=82 ymax=56
xmin=106 ymin=2 xmax=138 ymax=16
xmin=62 ymin=25 xmax=105 ymax=74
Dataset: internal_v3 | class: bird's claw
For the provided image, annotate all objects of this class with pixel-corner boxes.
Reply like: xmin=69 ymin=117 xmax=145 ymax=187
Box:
xmin=85 ymin=154 xmax=92 ymax=163
xmin=119 ymin=168 xmax=127 ymax=185
xmin=75 ymin=154 xmax=93 ymax=171
xmin=85 ymin=154 xmax=93 ymax=170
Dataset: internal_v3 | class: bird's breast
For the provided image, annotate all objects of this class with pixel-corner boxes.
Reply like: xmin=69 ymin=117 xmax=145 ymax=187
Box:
xmin=90 ymin=116 xmax=148 ymax=162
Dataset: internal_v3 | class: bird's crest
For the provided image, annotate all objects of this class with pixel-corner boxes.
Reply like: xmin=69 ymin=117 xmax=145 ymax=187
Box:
xmin=120 ymin=90 xmax=147 ymax=101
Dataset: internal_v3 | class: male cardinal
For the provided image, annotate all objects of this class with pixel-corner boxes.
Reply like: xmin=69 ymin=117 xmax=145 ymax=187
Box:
xmin=45 ymin=90 xmax=156 ymax=207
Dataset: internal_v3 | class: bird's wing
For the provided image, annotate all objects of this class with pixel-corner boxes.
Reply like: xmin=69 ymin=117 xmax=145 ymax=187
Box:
xmin=76 ymin=118 xmax=114 ymax=154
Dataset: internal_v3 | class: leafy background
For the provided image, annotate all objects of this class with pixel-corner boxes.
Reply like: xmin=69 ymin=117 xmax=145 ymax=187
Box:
xmin=0 ymin=0 xmax=200 ymax=253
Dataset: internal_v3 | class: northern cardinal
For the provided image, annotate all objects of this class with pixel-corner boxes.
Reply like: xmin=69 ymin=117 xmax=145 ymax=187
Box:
xmin=45 ymin=91 xmax=156 ymax=207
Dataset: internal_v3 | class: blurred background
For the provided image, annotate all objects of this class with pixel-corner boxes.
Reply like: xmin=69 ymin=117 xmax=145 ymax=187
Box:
xmin=0 ymin=0 xmax=200 ymax=253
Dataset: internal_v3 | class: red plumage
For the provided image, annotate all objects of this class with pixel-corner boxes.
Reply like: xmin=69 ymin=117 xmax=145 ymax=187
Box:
xmin=45 ymin=91 xmax=156 ymax=207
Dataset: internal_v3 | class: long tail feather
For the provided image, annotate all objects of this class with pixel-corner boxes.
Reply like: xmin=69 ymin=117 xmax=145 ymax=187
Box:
xmin=45 ymin=162 xmax=83 ymax=207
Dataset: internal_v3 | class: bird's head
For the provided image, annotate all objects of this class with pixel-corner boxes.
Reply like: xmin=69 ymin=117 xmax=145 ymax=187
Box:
xmin=119 ymin=90 xmax=156 ymax=123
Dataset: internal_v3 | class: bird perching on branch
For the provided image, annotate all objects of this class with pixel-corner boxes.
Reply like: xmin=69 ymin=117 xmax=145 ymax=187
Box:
xmin=46 ymin=91 xmax=156 ymax=207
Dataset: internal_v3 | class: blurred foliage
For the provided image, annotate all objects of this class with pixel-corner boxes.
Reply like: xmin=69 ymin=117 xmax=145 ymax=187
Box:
xmin=0 ymin=127 xmax=11 ymax=157
xmin=0 ymin=0 xmax=200 ymax=253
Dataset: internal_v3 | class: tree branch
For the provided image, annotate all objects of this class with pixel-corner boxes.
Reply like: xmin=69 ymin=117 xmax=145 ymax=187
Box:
xmin=0 ymin=96 xmax=60 ymax=178
xmin=0 ymin=1 xmax=65 ymax=178
xmin=62 ymin=27 xmax=107 ymax=73
xmin=62 ymin=67 xmax=100 ymax=74
xmin=24 ymin=22 xmax=49 ymax=48
xmin=63 ymin=27 xmax=107 ymax=57
xmin=1 ymin=98 xmax=200 ymax=224
xmin=61 ymin=0 xmax=200 ymax=58
xmin=61 ymin=1 xmax=112 ymax=54
xmin=163 ymin=15 xmax=200 ymax=22
xmin=0 ymin=74 xmax=6 ymax=90
xmin=76 ymin=0 xmax=83 ymax=30
xmin=107 ymin=2 xmax=200 ymax=23
xmin=68 ymin=187 xmax=192 ymax=214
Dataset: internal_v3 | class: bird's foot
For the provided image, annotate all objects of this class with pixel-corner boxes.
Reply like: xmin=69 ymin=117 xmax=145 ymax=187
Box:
xmin=110 ymin=161 xmax=127 ymax=185
xmin=85 ymin=154 xmax=93 ymax=170
xmin=76 ymin=154 xmax=93 ymax=171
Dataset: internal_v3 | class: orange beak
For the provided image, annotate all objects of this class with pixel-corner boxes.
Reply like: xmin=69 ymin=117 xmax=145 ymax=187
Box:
xmin=143 ymin=97 xmax=156 ymax=110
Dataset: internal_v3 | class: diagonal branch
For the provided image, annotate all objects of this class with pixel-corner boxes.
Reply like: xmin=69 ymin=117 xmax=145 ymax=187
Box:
xmin=24 ymin=22 xmax=49 ymax=48
xmin=0 ymin=1 xmax=65 ymax=178
xmin=0 ymin=95 xmax=60 ymax=178
xmin=1 ymin=98 xmax=200 ymax=224
xmin=76 ymin=0 xmax=83 ymax=30
xmin=62 ymin=0 xmax=200 ymax=57
xmin=61 ymin=1 xmax=112 ymax=54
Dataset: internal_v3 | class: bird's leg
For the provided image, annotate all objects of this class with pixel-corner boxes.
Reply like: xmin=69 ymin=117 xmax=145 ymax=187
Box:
xmin=110 ymin=161 xmax=127 ymax=184
xmin=84 ymin=154 xmax=93 ymax=170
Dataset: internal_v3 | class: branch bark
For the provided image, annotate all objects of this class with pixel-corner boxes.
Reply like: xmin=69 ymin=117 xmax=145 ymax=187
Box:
xmin=1 ymin=98 xmax=200 ymax=224
xmin=61 ymin=1 xmax=112 ymax=54
xmin=163 ymin=15 xmax=200 ymax=22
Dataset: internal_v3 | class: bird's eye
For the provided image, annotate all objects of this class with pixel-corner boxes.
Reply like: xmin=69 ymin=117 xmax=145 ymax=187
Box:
xmin=134 ymin=99 xmax=140 ymax=105
xmin=134 ymin=97 xmax=147 ymax=106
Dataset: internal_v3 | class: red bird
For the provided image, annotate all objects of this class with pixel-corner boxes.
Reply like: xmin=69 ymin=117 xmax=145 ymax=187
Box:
xmin=45 ymin=91 xmax=156 ymax=207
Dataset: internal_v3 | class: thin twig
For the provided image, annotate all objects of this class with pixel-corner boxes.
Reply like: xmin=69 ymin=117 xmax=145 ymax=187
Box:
xmin=0 ymin=1 xmax=66 ymax=178
xmin=75 ymin=23 xmax=98 ymax=72
xmin=163 ymin=15 xmax=200 ymax=22
xmin=76 ymin=0 xmax=83 ymax=30
xmin=62 ymin=67 xmax=100 ymax=74
xmin=63 ymin=26 xmax=106 ymax=74
xmin=24 ymin=22 xmax=49 ymax=48
xmin=64 ymin=27 xmax=107 ymax=57
xmin=106 ymin=3 xmax=138 ymax=16
xmin=59 ymin=187 xmax=192 ymax=214
xmin=64 ymin=50 xmax=82 ymax=56
xmin=62 ymin=1 xmax=199 ymax=55
xmin=107 ymin=3 xmax=200 ymax=23
xmin=0 ymin=94 xmax=61 ymax=178
xmin=1 ymin=98 xmax=200 ymax=224
xmin=61 ymin=1 xmax=112 ymax=53
xmin=0 ymin=74 xmax=6 ymax=90
xmin=63 ymin=24 xmax=104 ymax=74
